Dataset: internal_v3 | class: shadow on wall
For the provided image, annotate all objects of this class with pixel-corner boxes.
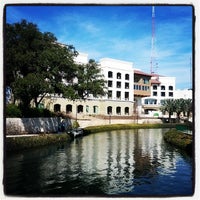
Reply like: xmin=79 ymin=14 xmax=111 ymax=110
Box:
xmin=6 ymin=117 xmax=72 ymax=134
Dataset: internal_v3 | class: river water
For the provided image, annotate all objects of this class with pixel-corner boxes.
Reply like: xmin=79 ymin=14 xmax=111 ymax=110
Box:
xmin=4 ymin=129 xmax=194 ymax=197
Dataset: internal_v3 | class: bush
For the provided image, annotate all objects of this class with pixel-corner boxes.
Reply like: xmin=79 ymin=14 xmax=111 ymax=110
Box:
xmin=72 ymin=120 xmax=80 ymax=128
xmin=20 ymin=107 xmax=56 ymax=117
xmin=164 ymin=129 xmax=192 ymax=154
xmin=6 ymin=104 xmax=56 ymax=118
xmin=6 ymin=104 xmax=22 ymax=117
xmin=6 ymin=133 xmax=71 ymax=152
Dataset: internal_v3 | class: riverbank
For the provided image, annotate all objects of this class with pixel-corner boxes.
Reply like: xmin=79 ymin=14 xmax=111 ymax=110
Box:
xmin=164 ymin=129 xmax=193 ymax=154
xmin=83 ymin=123 xmax=177 ymax=134
xmin=5 ymin=133 xmax=71 ymax=152
xmin=5 ymin=123 xmax=178 ymax=152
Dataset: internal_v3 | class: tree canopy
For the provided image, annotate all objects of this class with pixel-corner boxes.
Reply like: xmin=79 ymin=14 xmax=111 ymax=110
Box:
xmin=161 ymin=98 xmax=192 ymax=122
xmin=5 ymin=20 xmax=106 ymax=109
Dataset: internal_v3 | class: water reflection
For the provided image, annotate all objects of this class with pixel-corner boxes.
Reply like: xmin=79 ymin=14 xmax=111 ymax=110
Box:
xmin=4 ymin=129 xmax=193 ymax=196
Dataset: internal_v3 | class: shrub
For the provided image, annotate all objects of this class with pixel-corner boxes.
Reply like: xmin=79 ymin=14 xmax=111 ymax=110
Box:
xmin=6 ymin=104 xmax=22 ymax=117
xmin=164 ymin=129 xmax=192 ymax=154
xmin=6 ymin=133 xmax=71 ymax=152
xmin=20 ymin=107 xmax=55 ymax=117
xmin=72 ymin=120 xmax=80 ymax=128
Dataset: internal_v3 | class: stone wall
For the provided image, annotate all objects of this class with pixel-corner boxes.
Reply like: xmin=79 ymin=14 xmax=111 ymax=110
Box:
xmin=77 ymin=117 xmax=163 ymax=128
xmin=6 ymin=117 xmax=72 ymax=135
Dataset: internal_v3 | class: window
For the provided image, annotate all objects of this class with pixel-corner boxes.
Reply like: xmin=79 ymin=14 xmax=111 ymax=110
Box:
xmin=125 ymin=74 xmax=129 ymax=80
xmin=108 ymin=80 xmax=113 ymax=87
xmin=116 ymin=91 xmax=121 ymax=99
xmin=161 ymin=92 xmax=165 ymax=97
xmin=38 ymin=103 xmax=44 ymax=109
xmin=143 ymin=78 xmax=149 ymax=84
xmin=153 ymin=85 xmax=157 ymax=90
xmin=107 ymin=106 xmax=112 ymax=115
xmin=169 ymin=86 xmax=173 ymax=90
xmin=117 ymin=72 xmax=121 ymax=79
xmin=153 ymin=92 xmax=157 ymax=96
xmin=66 ymin=104 xmax=72 ymax=113
xmin=125 ymin=92 xmax=129 ymax=100
xmin=125 ymin=82 xmax=129 ymax=89
xmin=134 ymin=85 xmax=138 ymax=90
xmin=116 ymin=107 xmax=121 ymax=115
xmin=86 ymin=105 xmax=89 ymax=113
xmin=117 ymin=81 xmax=121 ymax=88
xmin=161 ymin=85 xmax=165 ymax=90
xmin=125 ymin=107 xmax=129 ymax=115
xmin=169 ymin=92 xmax=173 ymax=97
xmin=93 ymin=106 xmax=98 ymax=114
xmin=144 ymin=98 xmax=157 ymax=105
xmin=54 ymin=104 xmax=61 ymax=112
xmin=108 ymin=90 xmax=112 ymax=99
xmin=144 ymin=99 xmax=149 ymax=105
xmin=108 ymin=71 xmax=113 ymax=78
xmin=77 ymin=105 xmax=83 ymax=113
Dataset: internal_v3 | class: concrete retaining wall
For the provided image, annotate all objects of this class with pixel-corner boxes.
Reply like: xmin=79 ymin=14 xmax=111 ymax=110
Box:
xmin=77 ymin=117 xmax=163 ymax=128
xmin=6 ymin=117 xmax=72 ymax=135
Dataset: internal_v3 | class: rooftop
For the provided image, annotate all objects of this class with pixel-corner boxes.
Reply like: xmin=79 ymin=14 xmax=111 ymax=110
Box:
xmin=134 ymin=70 xmax=152 ymax=77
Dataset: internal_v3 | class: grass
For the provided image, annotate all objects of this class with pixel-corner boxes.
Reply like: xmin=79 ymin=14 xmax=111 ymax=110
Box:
xmin=164 ymin=128 xmax=192 ymax=154
xmin=5 ymin=133 xmax=71 ymax=152
xmin=5 ymin=123 xmax=179 ymax=152
xmin=83 ymin=123 xmax=177 ymax=134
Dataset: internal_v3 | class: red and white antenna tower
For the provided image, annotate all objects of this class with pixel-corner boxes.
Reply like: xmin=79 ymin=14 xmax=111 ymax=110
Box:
xmin=150 ymin=6 xmax=158 ymax=74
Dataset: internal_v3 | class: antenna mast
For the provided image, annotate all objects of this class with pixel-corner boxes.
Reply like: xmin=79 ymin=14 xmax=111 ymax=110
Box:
xmin=150 ymin=6 xmax=158 ymax=74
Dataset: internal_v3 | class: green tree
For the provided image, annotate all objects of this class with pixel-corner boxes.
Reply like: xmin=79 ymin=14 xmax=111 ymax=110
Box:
xmin=5 ymin=20 xmax=107 ymax=111
xmin=74 ymin=59 xmax=107 ymax=99
xmin=183 ymin=99 xmax=192 ymax=119
xmin=11 ymin=73 xmax=51 ymax=108
xmin=161 ymin=99 xmax=175 ymax=123
xmin=5 ymin=20 xmax=78 ymax=108
xmin=173 ymin=98 xmax=185 ymax=122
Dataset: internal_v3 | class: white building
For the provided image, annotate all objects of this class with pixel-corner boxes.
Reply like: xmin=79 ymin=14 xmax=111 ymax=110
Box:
xmin=43 ymin=54 xmax=134 ymax=117
xmin=42 ymin=52 xmax=192 ymax=119
xmin=174 ymin=89 xmax=192 ymax=99
xmin=142 ymin=74 xmax=176 ymax=116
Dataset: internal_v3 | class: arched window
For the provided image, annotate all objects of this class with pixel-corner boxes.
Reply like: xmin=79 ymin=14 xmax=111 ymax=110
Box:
xmin=93 ymin=106 xmax=98 ymax=114
xmin=125 ymin=74 xmax=129 ymax=80
xmin=107 ymin=106 xmax=112 ymax=115
xmin=54 ymin=104 xmax=61 ymax=112
xmin=117 ymin=72 xmax=121 ymax=79
xmin=77 ymin=105 xmax=83 ymax=113
xmin=66 ymin=104 xmax=72 ymax=113
xmin=116 ymin=107 xmax=121 ymax=115
xmin=108 ymin=71 xmax=113 ymax=78
xmin=125 ymin=107 xmax=129 ymax=115
xmin=86 ymin=105 xmax=89 ymax=113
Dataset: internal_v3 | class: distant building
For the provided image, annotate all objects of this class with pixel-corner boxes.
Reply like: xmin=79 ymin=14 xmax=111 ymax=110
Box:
xmin=41 ymin=52 xmax=192 ymax=119
xmin=174 ymin=89 xmax=192 ymax=99
xmin=141 ymin=74 xmax=176 ymax=117
xmin=133 ymin=70 xmax=152 ymax=115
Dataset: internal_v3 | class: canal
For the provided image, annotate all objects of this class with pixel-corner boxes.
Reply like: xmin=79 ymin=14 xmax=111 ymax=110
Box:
xmin=4 ymin=129 xmax=194 ymax=197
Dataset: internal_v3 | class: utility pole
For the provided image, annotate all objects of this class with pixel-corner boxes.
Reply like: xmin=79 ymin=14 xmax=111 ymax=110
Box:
xmin=150 ymin=6 xmax=158 ymax=74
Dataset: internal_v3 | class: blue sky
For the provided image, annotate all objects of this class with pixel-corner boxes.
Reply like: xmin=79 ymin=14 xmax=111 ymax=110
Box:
xmin=5 ymin=5 xmax=193 ymax=89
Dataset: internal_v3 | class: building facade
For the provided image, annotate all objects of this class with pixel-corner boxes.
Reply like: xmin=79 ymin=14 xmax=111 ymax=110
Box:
xmin=41 ymin=52 xmax=191 ymax=119
xmin=141 ymin=74 xmax=176 ymax=117
xmin=42 ymin=54 xmax=134 ymax=118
